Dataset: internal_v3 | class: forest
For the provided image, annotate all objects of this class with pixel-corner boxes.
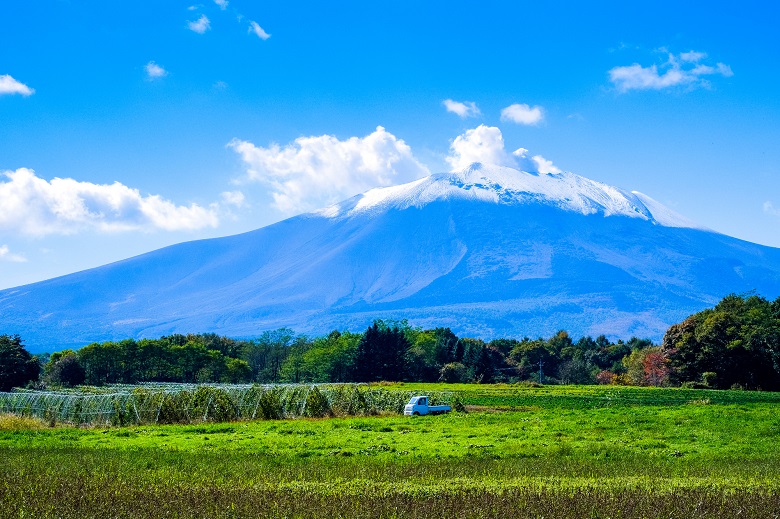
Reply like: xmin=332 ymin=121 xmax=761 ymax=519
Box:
xmin=2 ymin=293 xmax=780 ymax=391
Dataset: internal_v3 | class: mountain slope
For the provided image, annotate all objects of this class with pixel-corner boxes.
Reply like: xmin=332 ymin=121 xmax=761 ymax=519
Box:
xmin=3 ymin=163 xmax=780 ymax=352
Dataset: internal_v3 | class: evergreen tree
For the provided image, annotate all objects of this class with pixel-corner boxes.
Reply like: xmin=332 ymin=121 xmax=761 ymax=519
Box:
xmin=0 ymin=335 xmax=40 ymax=391
xmin=353 ymin=322 xmax=410 ymax=381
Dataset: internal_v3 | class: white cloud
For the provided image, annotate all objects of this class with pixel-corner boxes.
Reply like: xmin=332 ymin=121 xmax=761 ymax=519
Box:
xmin=512 ymin=148 xmax=561 ymax=175
xmin=609 ymin=50 xmax=733 ymax=93
xmin=214 ymin=0 xmax=228 ymax=9
xmin=249 ymin=21 xmax=271 ymax=40
xmin=447 ymin=125 xmax=561 ymax=175
xmin=221 ymin=190 xmax=246 ymax=207
xmin=0 ymin=74 xmax=34 ymax=96
xmin=500 ymin=103 xmax=544 ymax=125
xmin=679 ymin=50 xmax=707 ymax=63
xmin=145 ymin=61 xmax=168 ymax=79
xmin=442 ymin=99 xmax=480 ymax=118
xmin=0 ymin=168 xmax=219 ymax=236
xmin=228 ymin=127 xmax=430 ymax=213
xmin=764 ymin=202 xmax=780 ymax=217
xmin=446 ymin=125 xmax=513 ymax=171
xmin=0 ymin=245 xmax=26 ymax=263
xmin=188 ymin=14 xmax=211 ymax=34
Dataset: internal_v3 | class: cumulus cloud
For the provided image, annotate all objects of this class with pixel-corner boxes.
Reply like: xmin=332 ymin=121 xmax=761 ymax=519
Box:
xmin=500 ymin=103 xmax=544 ymax=125
xmin=609 ymin=50 xmax=733 ymax=93
xmin=442 ymin=99 xmax=480 ymax=118
xmin=249 ymin=21 xmax=271 ymax=40
xmin=0 ymin=168 xmax=219 ymax=236
xmin=188 ymin=14 xmax=211 ymax=34
xmin=447 ymin=125 xmax=561 ymax=175
xmin=214 ymin=0 xmax=228 ymax=9
xmin=513 ymin=148 xmax=561 ymax=175
xmin=0 ymin=245 xmax=26 ymax=263
xmin=145 ymin=61 xmax=168 ymax=79
xmin=446 ymin=125 xmax=513 ymax=171
xmin=228 ymin=127 xmax=430 ymax=213
xmin=0 ymin=74 xmax=34 ymax=96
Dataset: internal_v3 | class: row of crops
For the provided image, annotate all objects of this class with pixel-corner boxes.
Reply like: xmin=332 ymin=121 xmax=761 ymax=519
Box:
xmin=424 ymin=384 xmax=780 ymax=408
xmin=3 ymin=382 xmax=778 ymax=426
xmin=0 ymin=384 xmax=458 ymax=426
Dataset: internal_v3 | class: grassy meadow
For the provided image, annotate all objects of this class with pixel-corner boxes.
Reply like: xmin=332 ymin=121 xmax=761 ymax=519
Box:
xmin=2 ymin=384 xmax=780 ymax=518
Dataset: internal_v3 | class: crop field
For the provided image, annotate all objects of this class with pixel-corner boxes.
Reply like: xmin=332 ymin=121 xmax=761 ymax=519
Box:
xmin=2 ymin=384 xmax=780 ymax=518
xmin=0 ymin=384 xmax=459 ymax=425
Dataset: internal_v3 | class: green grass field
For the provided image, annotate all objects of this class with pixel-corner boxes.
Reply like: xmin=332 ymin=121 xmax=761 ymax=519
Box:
xmin=2 ymin=384 xmax=780 ymax=518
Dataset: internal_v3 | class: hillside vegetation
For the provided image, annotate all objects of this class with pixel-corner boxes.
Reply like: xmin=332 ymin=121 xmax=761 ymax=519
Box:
xmin=3 ymin=293 xmax=780 ymax=396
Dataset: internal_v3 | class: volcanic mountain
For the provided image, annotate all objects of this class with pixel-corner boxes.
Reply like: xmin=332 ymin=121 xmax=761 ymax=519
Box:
xmin=4 ymin=162 xmax=780 ymax=352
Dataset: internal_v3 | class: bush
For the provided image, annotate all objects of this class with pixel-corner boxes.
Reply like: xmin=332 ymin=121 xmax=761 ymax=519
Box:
xmin=191 ymin=387 xmax=237 ymax=422
xmin=702 ymin=372 xmax=718 ymax=387
xmin=303 ymin=387 xmax=332 ymax=418
xmin=681 ymin=381 xmax=710 ymax=389
xmin=254 ymin=388 xmax=283 ymax=420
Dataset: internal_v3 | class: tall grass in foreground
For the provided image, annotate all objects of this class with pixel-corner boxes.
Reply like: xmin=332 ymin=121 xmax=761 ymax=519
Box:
xmin=2 ymin=446 xmax=780 ymax=519
xmin=4 ymin=483 xmax=779 ymax=518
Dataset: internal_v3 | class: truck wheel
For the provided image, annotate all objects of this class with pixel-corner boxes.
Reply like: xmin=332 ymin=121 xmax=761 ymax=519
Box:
xmin=413 ymin=412 xmax=420 ymax=416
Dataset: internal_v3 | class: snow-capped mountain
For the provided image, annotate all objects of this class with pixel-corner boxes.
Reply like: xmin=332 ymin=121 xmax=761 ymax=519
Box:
xmin=3 ymin=163 xmax=780 ymax=352
xmin=317 ymin=163 xmax=702 ymax=228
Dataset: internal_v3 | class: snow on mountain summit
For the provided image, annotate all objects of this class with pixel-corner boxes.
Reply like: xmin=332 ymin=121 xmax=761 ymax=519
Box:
xmin=314 ymin=162 xmax=702 ymax=229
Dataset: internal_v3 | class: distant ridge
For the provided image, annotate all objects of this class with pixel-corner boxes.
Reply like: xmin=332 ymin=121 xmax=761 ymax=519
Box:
xmin=3 ymin=162 xmax=780 ymax=352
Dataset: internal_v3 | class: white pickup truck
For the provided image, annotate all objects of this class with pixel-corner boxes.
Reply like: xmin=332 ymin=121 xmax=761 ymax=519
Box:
xmin=404 ymin=395 xmax=451 ymax=416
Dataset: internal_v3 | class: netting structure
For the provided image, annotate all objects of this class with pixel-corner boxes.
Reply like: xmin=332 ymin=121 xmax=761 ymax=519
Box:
xmin=0 ymin=384 xmax=456 ymax=426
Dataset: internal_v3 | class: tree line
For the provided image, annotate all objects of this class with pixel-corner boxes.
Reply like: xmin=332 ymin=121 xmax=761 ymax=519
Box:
xmin=2 ymin=293 xmax=780 ymax=391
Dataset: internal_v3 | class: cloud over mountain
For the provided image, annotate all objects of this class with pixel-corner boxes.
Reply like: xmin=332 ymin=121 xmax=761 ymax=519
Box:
xmin=228 ymin=126 xmax=429 ymax=213
xmin=0 ymin=168 xmax=219 ymax=236
xmin=0 ymin=245 xmax=26 ymax=263
xmin=446 ymin=125 xmax=560 ymax=175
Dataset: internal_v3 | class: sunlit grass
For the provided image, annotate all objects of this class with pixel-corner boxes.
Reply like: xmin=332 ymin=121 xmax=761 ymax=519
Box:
xmin=0 ymin=412 xmax=47 ymax=430
xmin=2 ymin=385 xmax=780 ymax=517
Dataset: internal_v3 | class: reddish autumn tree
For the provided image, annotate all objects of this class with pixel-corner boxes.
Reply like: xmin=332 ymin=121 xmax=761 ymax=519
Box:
xmin=642 ymin=348 xmax=671 ymax=387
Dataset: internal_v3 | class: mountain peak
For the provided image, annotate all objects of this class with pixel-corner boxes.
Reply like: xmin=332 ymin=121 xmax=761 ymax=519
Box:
xmin=314 ymin=162 xmax=703 ymax=230
xmin=3 ymin=160 xmax=778 ymax=352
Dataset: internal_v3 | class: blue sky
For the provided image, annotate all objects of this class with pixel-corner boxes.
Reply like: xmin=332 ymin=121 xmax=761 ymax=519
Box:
xmin=1 ymin=1 xmax=779 ymax=289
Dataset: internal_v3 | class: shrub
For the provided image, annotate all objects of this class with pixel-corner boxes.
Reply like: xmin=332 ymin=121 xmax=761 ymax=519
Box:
xmin=303 ymin=387 xmax=332 ymax=418
xmin=191 ymin=386 xmax=237 ymax=422
xmin=254 ymin=388 xmax=283 ymax=420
